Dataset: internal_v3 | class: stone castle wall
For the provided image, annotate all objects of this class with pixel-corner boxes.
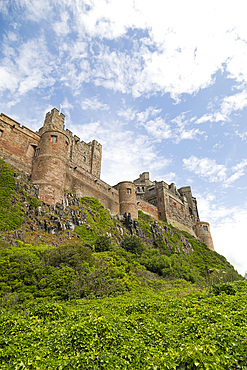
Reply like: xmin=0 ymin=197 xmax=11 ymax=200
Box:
xmin=0 ymin=113 xmax=40 ymax=174
xmin=65 ymin=166 xmax=119 ymax=215
xmin=0 ymin=108 xmax=214 ymax=250
xmin=137 ymin=199 xmax=159 ymax=219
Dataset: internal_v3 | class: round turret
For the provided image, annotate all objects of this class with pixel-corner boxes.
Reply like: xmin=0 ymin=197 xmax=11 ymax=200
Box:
xmin=31 ymin=109 xmax=70 ymax=205
xmin=116 ymin=181 xmax=138 ymax=219
xmin=196 ymin=222 xmax=214 ymax=250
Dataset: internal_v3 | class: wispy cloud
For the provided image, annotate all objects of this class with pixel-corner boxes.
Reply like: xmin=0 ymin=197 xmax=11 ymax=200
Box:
xmin=136 ymin=107 xmax=162 ymax=123
xmin=236 ymin=130 xmax=247 ymax=141
xmin=0 ymin=36 xmax=55 ymax=96
xmin=81 ymin=97 xmax=109 ymax=111
xmin=139 ymin=111 xmax=205 ymax=143
xmin=2 ymin=1 xmax=247 ymax=101
xmin=197 ymin=90 xmax=247 ymax=124
xmin=183 ymin=156 xmax=247 ymax=186
xmin=183 ymin=156 xmax=227 ymax=182
xmin=117 ymin=107 xmax=136 ymax=121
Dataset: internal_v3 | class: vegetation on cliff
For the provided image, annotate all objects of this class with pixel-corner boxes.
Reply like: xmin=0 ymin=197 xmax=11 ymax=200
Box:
xmin=0 ymin=159 xmax=246 ymax=369
xmin=0 ymin=158 xmax=24 ymax=231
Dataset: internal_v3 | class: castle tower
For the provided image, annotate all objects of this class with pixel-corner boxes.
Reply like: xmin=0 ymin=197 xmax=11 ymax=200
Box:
xmin=31 ymin=108 xmax=71 ymax=205
xmin=115 ymin=181 xmax=138 ymax=219
xmin=196 ymin=222 xmax=214 ymax=250
xmin=90 ymin=139 xmax=102 ymax=178
xmin=179 ymin=186 xmax=200 ymax=222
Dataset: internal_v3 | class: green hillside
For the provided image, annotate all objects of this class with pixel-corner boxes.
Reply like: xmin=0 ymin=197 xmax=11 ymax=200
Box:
xmin=0 ymin=158 xmax=246 ymax=369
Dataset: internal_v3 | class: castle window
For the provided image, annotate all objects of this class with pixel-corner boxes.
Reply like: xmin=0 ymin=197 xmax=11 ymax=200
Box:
xmin=203 ymin=225 xmax=208 ymax=231
xmin=50 ymin=135 xmax=57 ymax=143
xmin=34 ymin=148 xmax=40 ymax=157
xmin=0 ymin=130 xmax=3 ymax=137
xmin=142 ymin=187 xmax=144 ymax=192
xmin=65 ymin=141 xmax=68 ymax=149
xmin=83 ymin=156 xmax=86 ymax=162
xmin=127 ymin=188 xmax=132 ymax=194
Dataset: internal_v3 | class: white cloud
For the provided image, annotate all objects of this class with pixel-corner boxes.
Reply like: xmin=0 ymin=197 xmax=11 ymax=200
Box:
xmin=0 ymin=36 xmax=55 ymax=96
xmin=183 ymin=156 xmax=247 ymax=187
xmin=143 ymin=117 xmax=173 ymax=140
xmin=12 ymin=0 xmax=52 ymax=21
xmin=136 ymin=107 xmax=162 ymax=123
xmin=91 ymin=45 xmax=144 ymax=96
xmin=140 ymin=112 xmax=205 ymax=143
xmin=183 ymin=156 xmax=227 ymax=182
xmin=236 ymin=130 xmax=247 ymax=141
xmin=117 ymin=107 xmax=136 ymax=121
xmin=81 ymin=97 xmax=109 ymax=111
xmin=154 ymin=172 xmax=177 ymax=184
xmin=233 ymin=159 xmax=247 ymax=171
xmin=221 ymin=90 xmax=247 ymax=116
xmin=195 ymin=112 xmax=228 ymax=124
xmin=196 ymin=90 xmax=247 ymax=125
xmin=3 ymin=0 xmax=247 ymax=101
xmin=53 ymin=11 xmax=70 ymax=36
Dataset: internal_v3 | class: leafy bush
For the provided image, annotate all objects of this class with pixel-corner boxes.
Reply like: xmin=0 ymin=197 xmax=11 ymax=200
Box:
xmin=210 ymin=282 xmax=237 ymax=296
xmin=94 ymin=235 xmax=111 ymax=252
xmin=121 ymin=236 xmax=146 ymax=255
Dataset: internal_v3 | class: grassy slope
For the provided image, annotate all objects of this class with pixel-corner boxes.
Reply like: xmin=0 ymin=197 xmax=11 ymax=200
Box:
xmin=0 ymin=281 xmax=247 ymax=369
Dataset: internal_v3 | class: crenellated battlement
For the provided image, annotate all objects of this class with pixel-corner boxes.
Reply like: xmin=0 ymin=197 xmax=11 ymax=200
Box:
xmin=43 ymin=108 xmax=65 ymax=130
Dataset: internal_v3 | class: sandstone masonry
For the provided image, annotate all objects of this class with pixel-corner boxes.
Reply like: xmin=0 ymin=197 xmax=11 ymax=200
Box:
xmin=0 ymin=108 xmax=214 ymax=250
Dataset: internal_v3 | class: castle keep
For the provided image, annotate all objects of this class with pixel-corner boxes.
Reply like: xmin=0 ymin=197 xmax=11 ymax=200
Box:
xmin=0 ymin=108 xmax=214 ymax=250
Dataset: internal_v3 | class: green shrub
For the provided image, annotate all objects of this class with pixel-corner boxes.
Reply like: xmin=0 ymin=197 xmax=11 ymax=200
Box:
xmin=121 ymin=236 xmax=146 ymax=255
xmin=210 ymin=282 xmax=237 ymax=296
xmin=94 ymin=235 xmax=111 ymax=252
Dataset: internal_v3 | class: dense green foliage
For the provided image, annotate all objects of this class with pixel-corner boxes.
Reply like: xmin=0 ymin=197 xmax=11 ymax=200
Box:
xmin=75 ymin=197 xmax=115 ymax=244
xmin=0 ymin=159 xmax=24 ymax=230
xmin=0 ymin=281 xmax=247 ymax=369
xmin=121 ymin=236 xmax=146 ymax=255
xmin=136 ymin=211 xmax=240 ymax=285
xmin=94 ymin=235 xmax=112 ymax=252
xmin=0 ymin=240 xmax=150 ymax=302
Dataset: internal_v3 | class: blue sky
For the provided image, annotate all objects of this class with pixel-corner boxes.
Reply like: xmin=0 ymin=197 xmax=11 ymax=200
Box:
xmin=0 ymin=0 xmax=247 ymax=275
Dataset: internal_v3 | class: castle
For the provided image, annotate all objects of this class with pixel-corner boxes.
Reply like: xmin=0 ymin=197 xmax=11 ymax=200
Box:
xmin=0 ymin=108 xmax=214 ymax=250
